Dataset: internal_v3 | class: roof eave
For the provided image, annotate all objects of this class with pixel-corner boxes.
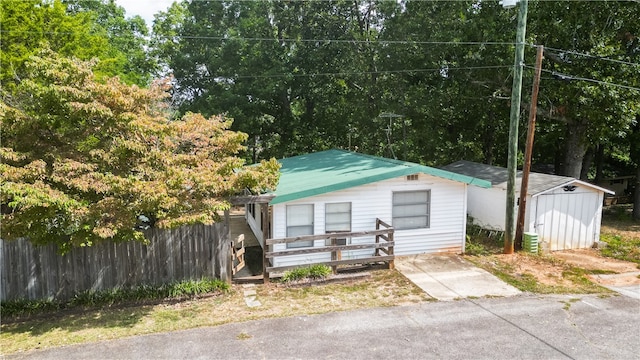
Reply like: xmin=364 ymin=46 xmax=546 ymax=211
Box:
xmin=532 ymin=179 xmax=615 ymax=196
xmin=270 ymin=166 xmax=491 ymax=205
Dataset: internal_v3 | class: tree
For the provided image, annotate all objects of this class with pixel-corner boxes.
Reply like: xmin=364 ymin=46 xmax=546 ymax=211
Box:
xmin=64 ymin=0 xmax=157 ymax=86
xmin=152 ymin=0 xmax=397 ymax=159
xmin=528 ymin=1 xmax=640 ymax=178
xmin=1 ymin=0 xmax=154 ymax=89
xmin=0 ymin=50 xmax=280 ymax=252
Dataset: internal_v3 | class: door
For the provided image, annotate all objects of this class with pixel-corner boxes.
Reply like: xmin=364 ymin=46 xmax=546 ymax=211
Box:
xmin=534 ymin=192 xmax=600 ymax=250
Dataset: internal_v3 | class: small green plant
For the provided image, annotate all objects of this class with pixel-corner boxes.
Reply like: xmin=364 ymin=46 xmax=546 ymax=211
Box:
xmin=1 ymin=278 xmax=229 ymax=318
xmin=465 ymin=240 xmax=490 ymax=256
xmin=281 ymin=264 xmax=332 ymax=282
xmin=465 ymin=219 xmax=504 ymax=255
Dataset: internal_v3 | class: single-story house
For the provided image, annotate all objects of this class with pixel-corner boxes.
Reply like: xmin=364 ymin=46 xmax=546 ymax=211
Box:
xmin=442 ymin=160 xmax=614 ymax=251
xmin=245 ymin=150 xmax=490 ymax=269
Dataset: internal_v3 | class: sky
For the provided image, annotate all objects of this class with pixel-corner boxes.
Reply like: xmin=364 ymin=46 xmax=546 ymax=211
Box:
xmin=114 ymin=0 xmax=175 ymax=28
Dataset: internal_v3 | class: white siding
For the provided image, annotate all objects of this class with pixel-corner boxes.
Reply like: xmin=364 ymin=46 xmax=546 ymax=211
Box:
xmin=531 ymin=186 xmax=604 ymax=250
xmin=467 ymin=186 xmax=507 ymax=230
xmin=270 ymin=174 xmax=468 ymax=267
xmin=245 ymin=204 xmax=264 ymax=247
xmin=466 ymin=181 xmax=607 ymax=251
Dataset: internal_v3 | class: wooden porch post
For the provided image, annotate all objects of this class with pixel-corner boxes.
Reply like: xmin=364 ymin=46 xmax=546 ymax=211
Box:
xmin=388 ymin=230 xmax=395 ymax=270
xmin=261 ymin=203 xmax=270 ymax=284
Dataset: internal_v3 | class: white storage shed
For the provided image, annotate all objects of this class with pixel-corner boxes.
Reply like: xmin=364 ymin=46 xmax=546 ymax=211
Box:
xmin=442 ymin=161 xmax=615 ymax=251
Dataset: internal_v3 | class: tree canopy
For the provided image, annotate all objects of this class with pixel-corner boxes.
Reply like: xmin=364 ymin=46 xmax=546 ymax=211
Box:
xmin=152 ymin=0 xmax=638 ymax=174
xmin=1 ymin=0 xmax=156 ymax=89
xmin=0 ymin=50 xmax=280 ymax=252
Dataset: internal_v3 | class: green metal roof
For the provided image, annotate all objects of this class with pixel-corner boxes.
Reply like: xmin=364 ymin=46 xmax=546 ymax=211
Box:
xmin=269 ymin=149 xmax=491 ymax=205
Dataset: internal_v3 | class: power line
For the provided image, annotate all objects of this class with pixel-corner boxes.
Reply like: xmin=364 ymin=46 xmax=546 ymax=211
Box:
xmin=231 ymin=65 xmax=512 ymax=79
xmin=0 ymin=30 xmax=515 ymax=46
xmin=541 ymin=46 xmax=640 ymax=67
xmin=527 ymin=66 xmax=640 ymax=91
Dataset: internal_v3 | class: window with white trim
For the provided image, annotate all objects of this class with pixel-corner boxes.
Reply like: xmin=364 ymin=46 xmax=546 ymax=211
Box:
xmin=392 ymin=190 xmax=430 ymax=230
xmin=325 ymin=202 xmax=351 ymax=246
xmin=286 ymin=204 xmax=314 ymax=248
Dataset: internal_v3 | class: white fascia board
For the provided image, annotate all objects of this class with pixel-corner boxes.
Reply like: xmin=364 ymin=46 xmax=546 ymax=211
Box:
xmin=532 ymin=179 xmax=615 ymax=197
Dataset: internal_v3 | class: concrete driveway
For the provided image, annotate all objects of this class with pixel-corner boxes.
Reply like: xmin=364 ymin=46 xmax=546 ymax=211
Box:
xmin=395 ymin=254 xmax=520 ymax=300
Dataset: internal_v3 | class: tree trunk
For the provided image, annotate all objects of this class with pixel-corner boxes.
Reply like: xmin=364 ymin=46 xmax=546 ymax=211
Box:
xmin=580 ymin=147 xmax=593 ymax=180
xmin=594 ymin=145 xmax=605 ymax=184
xmin=562 ymin=120 xmax=588 ymax=178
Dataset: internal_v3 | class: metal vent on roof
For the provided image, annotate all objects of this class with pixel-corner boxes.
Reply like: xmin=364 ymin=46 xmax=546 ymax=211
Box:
xmin=406 ymin=174 xmax=419 ymax=181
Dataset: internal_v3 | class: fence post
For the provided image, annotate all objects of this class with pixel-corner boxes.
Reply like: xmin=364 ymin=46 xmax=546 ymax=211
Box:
xmin=261 ymin=203 xmax=270 ymax=284
xmin=330 ymin=237 xmax=338 ymax=274
xmin=375 ymin=219 xmax=380 ymax=257
xmin=387 ymin=230 xmax=395 ymax=270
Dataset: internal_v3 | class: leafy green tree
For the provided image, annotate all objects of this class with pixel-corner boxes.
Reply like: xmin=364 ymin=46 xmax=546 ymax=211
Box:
xmin=152 ymin=0 xmax=398 ymax=159
xmin=0 ymin=50 xmax=280 ymax=252
xmin=64 ymin=0 xmax=157 ymax=85
xmin=1 ymin=0 xmax=105 ymax=88
xmin=528 ymin=1 xmax=639 ymax=178
xmin=1 ymin=0 xmax=154 ymax=89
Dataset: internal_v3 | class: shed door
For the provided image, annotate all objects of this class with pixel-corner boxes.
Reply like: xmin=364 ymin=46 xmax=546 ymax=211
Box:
xmin=534 ymin=192 xmax=600 ymax=250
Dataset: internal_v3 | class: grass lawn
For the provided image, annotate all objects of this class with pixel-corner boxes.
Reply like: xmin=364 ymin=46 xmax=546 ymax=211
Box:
xmin=1 ymin=269 xmax=428 ymax=355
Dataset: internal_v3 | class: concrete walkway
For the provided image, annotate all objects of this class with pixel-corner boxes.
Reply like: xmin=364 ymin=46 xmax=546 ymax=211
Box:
xmin=396 ymin=254 xmax=520 ymax=300
xmin=590 ymin=271 xmax=640 ymax=300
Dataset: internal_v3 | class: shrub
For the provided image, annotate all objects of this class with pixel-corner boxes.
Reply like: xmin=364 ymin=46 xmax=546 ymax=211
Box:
xmin=281 ymin=264 xmax=332 ymax=282
xmin=1 ymin=278 xmax=229 ymax=318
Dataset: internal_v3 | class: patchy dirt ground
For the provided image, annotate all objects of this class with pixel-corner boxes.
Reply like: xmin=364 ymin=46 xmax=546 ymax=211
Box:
xmin=554 ymin=249 xmax=640 ymax=287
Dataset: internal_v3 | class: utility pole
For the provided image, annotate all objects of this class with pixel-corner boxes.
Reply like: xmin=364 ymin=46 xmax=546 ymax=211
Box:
xmin=504 ymin=0 xmax=528 ymax=254
xmin=515 ymin=45 xmax=544 ymax=247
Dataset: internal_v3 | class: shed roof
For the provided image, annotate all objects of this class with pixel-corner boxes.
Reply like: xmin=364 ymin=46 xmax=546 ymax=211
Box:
xmin=442 ymin=160 xmax=614 ymax=195
xmin=269 ymin=150 xmax=491 ymax=205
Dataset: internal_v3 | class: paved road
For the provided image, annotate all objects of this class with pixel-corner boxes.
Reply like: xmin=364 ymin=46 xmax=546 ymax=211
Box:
xmin=8 ymin=294 xmax=640 ymax=360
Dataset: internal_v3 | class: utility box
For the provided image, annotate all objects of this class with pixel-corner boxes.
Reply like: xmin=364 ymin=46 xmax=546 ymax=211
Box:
xmin=523 ymin=232 xmax=539 ymax=254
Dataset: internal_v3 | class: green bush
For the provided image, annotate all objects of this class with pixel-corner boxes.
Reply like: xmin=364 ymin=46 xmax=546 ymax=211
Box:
xmin=1 ymin=278 xmax=229 ymax=318
xmin=465 ymin=240 xmax=490 ymax=256
xmin=282 ymin=264 xmax=332 ymax=282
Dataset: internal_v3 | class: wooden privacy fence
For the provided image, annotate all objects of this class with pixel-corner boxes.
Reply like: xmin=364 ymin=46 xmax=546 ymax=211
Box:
xmin=263 ymin=218 xmax=394 ymax=282
xmin=0 ymin=222 xmax=231 ymax=302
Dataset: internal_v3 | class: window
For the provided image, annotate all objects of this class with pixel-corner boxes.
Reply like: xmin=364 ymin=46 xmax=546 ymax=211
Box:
xmin=325 ymin=202 xmax=351 ymax=246
xmin=286 ymin=204 xmax=314 ymax=248
xmin=392 ymin=190 xmax=430 ymax=230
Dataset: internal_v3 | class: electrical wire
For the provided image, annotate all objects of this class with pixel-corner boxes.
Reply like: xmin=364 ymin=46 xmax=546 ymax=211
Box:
xmin=541 ymin=46 xmax=640 ymax=67
xmin=0 ymin=30 xmax=515 ymax=46
xmin=526 ymin=65 xmax=640 ymax=91
xmin=224 ymin=65 xmax=512 ymax=79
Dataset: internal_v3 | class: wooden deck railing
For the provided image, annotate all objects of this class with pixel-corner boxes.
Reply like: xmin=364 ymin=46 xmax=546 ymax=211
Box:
xmin=262 ymin=218 xmax=394 ymax=283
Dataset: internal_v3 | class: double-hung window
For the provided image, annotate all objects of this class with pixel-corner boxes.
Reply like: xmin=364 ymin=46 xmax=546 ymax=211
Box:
xmin=325 ymin=202 xmax=351 ymax=246
xmin=286 ymin=204 xmax=314 ymax=248
xmin=392 ymin=190 xmax=430 ymax=230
